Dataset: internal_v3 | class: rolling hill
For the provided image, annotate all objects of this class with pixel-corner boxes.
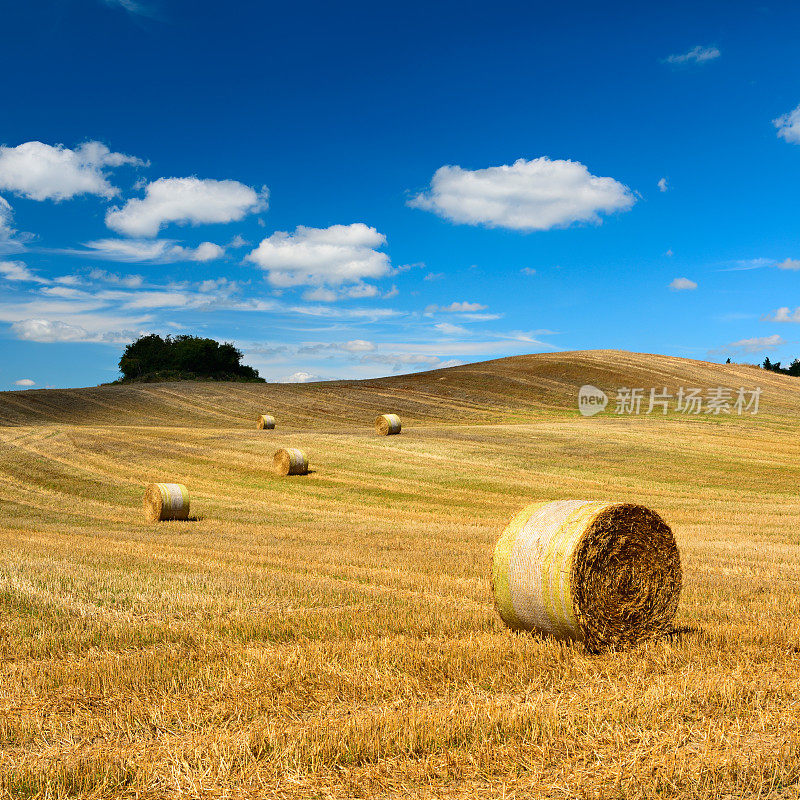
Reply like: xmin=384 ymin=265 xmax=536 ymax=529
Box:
xmin=0 ymin=349 xmax=795 ymax=427
xmin=2 ymin=349 xmax=800 ymax=798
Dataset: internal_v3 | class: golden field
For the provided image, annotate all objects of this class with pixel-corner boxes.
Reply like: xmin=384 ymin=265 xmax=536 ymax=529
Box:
xmin=1 ymin=350 xmax=800 ymax=799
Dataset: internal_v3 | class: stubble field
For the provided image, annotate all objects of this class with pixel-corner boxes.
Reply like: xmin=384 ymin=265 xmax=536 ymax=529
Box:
xmin=1 ymin=351 xmax=799 ymax=799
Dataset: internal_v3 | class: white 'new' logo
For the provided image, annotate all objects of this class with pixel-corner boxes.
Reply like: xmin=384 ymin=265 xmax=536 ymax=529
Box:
xmin=577 ymin=385 xmax=608 ymax=417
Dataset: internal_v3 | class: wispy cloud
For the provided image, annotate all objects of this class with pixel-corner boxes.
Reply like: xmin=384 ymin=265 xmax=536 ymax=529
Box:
xmin=78 ymin=238 xmax=225 ymax=263
xmin=101 ymin=0 xmax=157 ymax=18
xmin=710 ymin=334 xmax=785 ymax=355
xmin=774 ymin=104 xmax=800 ymax=145
xmin=0 ymin=260 xmax=49 ymax=284
xmin=768 ymin=307 xmax=800 ymax=323
xmin=664 ymin=46 xmax=720 ymax=65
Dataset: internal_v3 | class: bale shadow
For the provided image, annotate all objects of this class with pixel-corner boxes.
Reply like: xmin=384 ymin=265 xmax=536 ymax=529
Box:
xmin=663 ymin=625 xmax=702 ymax=643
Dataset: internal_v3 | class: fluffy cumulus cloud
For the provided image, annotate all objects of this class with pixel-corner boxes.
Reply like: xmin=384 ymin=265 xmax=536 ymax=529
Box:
xmin=664 ymin=46 xmax=720 ymax=65
xmin=775 ymin=258 xmax=800 ymax=270
xmin=247 ymin=223 xmax=391 ymax=287
xmin=658 ymin=178 xmax=668 ymax=192
xmin=82 ymin=238 xmax=224 ymax=263
xmin=0 ymin=260 xmax=48 ymax=283
xmin=284 ymin=371 xmax=318 ymax=383
xmin=14 ymin=378 xmax=35 ymax=386
xmin=0 ymin=141 xmax=144 ymax=201
xmin=409 ymin=158 xmax=635 ymax=231
xmin=669 ymin=277 xmax=697 ymax=291
xmin=773 ymin=104 xmax=800 ymax=144
xmin=106 ymin=177 xmax=267 ymax=237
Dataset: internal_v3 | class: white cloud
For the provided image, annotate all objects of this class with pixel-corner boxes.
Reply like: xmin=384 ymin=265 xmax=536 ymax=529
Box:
xmin=770 ymin=307 xmax=800 ymax=323
xmin=87 ymin=269 xmax=144 ymax=287
xmin=0 ymin=260 xmax=48 ymax=283
xmin=424 ymin=272 xmax=444 ymax=281
xmin=714 ymin=334 xmax=785 ymax=353
xmin=302 ymin=282 xmax=394 ymax=301
xmin=301 ymin=287 xmax=338 ymax=302
xmin=434 ymin=322 xmax=469 ymax=335
xmin=409 ymin=157 xmax=635 ymax=231
xmin=247 ymin=223 xmax=391 ymax=287
xmin=102 ymin=0 xmax=155 ymax=16
xmin=54 ymin=274 xmax=83 ymax=286
xmin=664 ymin=46 xmax=720 ymax=65
xmin=521 ymin=267 xmax=537 ymax=275
xmin=425 ymin=301 xmax=488 ymax=313
xmin=0 ymin=196 xmax=14 ymax=239
xmin=669 ymin=277 xmax=697 ymax=291
xmin=776 ymin=258 xmax=800 ymax=270
xmin=14 ymin=378 xmax=35 ymax=386
xmin=773 ymin=104 xmax=800 ymax=144
xmin=0 ymin=141 xmax=144 ymax=201
xmin=106 ymin=177 xmax=266 ymax=236
xmin=82 ymin=238 xmax=225 ymax=263
xmin=10 ymin=319 xmax=140 ymax=343
xmin=284 ymin=371 xmax=318 ymax=383
xmin=298 ymin=339 xmax=377 ymax=356
xmin=658 ymin=178 xmax=668 ymax=192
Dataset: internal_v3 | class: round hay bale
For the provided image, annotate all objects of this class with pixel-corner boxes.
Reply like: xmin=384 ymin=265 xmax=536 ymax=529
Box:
xmin=375 ymin=413 xmax=401 ymax=436
xmin=273 ymin=447 xmax=308 ymax=476
xmin=257 ymin=414 xmax=276 ymax=430
xmin=143 ymin=483 xmax=190 ymax=522
xmin=492 ymin=500 xmax=681 ymax=651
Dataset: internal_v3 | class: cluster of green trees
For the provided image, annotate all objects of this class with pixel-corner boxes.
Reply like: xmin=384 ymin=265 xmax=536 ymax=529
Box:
xmin=117 ymin=334 xmax=264 ymax=383
xmin=761 ymin=356 xmax=800 ymax=376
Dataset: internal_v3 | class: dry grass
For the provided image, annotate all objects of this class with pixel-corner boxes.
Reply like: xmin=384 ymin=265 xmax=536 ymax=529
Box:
xmin=1 ymin=352 xmax=799 ymax=798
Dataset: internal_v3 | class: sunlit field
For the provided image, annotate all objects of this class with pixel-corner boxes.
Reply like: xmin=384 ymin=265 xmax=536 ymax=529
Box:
xmin=1 ymin=352 xmax=800 ymax=798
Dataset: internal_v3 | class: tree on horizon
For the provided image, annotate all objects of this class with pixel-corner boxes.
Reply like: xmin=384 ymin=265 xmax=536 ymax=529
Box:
xmin=118 ymin=334 xmax=264 ymax=383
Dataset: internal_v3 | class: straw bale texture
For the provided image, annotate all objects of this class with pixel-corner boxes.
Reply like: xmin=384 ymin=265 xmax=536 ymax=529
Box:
xmin=257 ymin=414 xmax=275 ymax=430
xmin=273 ymin=447 xmax=309 ymax=476
xmin=143 ymin=482 xmax=190 ymax=522
xmin=375 ymin=413 xmax=401 ymax=435
xmin=492 ymin=499 xmax=681 ymax=651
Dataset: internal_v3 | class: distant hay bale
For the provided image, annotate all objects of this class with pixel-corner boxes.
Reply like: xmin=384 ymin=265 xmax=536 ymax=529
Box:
xmin=375 ymin=413 xmax=401 ymax=436
xmin=257 ymin=414 xmax=276 ymax=430
xmin=143 ymin=483 xmax=190 ymax=522
xmin=492 ymin=500 xmax=681 ymax=651
xmin=273 ymin=447 xmax=309 ymax=476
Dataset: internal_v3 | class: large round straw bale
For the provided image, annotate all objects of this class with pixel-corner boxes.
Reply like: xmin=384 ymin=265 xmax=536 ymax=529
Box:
xmin=375 ymin=413 xmax=401 ymax=435
xmin=492 ymin=500 xmax=681 ymax=651
xmin=273 ymin=447 xmax=308 ymax=476
xmin=143 ymin=483 xmax=190 ymax=522
xmin=257 ymin=414 xmax=276 ymax=430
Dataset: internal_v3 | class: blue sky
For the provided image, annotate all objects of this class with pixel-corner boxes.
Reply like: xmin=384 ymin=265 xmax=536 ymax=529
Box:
xmin=2 ymin=0 xmax=800 ymax=389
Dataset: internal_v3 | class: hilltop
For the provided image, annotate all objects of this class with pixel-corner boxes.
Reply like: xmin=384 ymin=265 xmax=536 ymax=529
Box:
xmin=0 ymin=349 xmax=796 ymax=427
